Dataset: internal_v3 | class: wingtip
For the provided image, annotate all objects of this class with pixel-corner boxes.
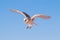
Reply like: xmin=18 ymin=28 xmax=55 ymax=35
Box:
xmin=48 ymin=16 xmax=51 ymax=19
xmin=9 ymin=9 xmax=17 ymax=12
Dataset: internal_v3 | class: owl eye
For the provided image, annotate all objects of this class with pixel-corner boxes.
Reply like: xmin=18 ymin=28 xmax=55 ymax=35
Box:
xmin=25 ymin=20 xmax=26 ymax=21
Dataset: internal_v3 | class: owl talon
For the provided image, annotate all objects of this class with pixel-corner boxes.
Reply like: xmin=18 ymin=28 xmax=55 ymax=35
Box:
xmin=26 ymin=26 xmax=32 ymax=29
xmin=26 ymin=26 xmax=29 ymax=29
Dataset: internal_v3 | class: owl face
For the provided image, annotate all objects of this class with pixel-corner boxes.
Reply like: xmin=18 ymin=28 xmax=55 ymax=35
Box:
xmin=24 ymin=18 xmax=30 ymax=23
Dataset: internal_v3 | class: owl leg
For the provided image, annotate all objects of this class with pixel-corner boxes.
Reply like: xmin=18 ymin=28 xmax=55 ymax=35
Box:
xmin=26 ymin=26 xmax=29 ymax=29
xmin=26 ymin=25 xmax=32 ymax=29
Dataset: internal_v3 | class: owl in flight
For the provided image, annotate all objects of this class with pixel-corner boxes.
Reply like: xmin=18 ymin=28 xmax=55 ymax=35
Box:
xmin=10 ymin=9 xmax=50 ymax=29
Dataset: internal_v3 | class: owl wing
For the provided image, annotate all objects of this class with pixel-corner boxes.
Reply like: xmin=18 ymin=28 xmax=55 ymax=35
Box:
xmin=31 ymin=14 xmax=50 ymax=21
xmin=10 ymin=9 xmax=30 ymax=18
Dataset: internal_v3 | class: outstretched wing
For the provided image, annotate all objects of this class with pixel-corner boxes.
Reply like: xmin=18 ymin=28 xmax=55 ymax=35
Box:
xmin=10 ymin=9 xmax=30 ymax=18
xmin=31 ymin=14 xmax=50 ymax=21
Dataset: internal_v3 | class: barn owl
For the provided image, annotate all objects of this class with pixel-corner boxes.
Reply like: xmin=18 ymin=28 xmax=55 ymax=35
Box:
xmin=10 ymin=9 xmax=50 ymax=29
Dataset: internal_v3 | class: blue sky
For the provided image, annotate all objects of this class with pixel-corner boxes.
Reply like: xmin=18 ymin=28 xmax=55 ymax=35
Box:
xmin=0 ymin=0 xmax=60 ymax=40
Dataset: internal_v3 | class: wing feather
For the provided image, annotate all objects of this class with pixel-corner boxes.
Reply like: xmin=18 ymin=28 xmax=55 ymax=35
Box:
xmin=31 ymin=14 xmax=50 ymax=21
xmin=10 ymin=9 xmax=30 ymax=18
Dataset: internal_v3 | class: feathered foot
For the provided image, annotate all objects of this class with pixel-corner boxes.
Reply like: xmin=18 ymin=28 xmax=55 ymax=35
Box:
xmin=26 ymin=26 xmax=32 ymax=29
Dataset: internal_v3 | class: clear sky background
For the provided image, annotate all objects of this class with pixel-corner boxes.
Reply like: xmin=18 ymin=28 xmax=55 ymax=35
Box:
xmin=0 ymin=0 xmax=60 ymax=40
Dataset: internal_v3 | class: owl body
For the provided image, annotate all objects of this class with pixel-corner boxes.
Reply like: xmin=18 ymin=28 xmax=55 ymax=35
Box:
xmin=24 ymin=18 xmax=34 ymax=25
